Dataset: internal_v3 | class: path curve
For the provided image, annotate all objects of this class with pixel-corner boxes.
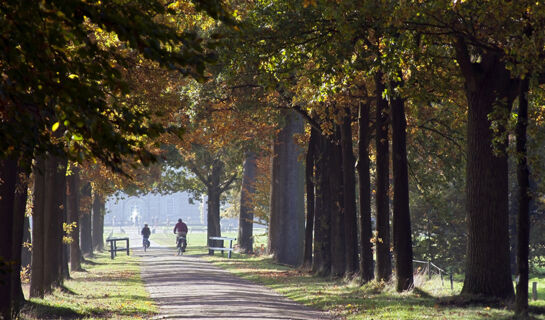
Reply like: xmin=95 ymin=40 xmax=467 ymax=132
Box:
xmin=137 ymin=248 xmax=333 ymax=320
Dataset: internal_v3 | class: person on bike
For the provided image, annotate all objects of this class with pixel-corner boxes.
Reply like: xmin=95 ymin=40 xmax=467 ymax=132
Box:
xmin=141 ymin=224 xmax=151 ymax=248
xmin=173 ymin=218 xmax=188 ymax=249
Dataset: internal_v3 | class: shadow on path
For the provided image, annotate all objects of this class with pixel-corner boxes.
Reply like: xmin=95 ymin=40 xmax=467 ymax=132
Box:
xmin=136 ymin=248 xmax=332 ymax=320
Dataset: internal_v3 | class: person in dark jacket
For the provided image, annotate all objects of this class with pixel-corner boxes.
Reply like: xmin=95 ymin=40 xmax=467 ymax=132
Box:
xmin=173 ymin=218 xmax=188 ymax=248
xmin=141 ymin=224 xmax=151 ymax=248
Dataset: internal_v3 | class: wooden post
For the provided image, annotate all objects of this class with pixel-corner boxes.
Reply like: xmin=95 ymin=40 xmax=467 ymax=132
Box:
xmin=228 ymin=239 xmax=233 ymax=259
xmin=126 ymin=238 xmax=130 ymax=256
xmin=427 ymin=261 xmax=431 ymax=280
xmin=533 ymin=282 xmax=538 ymax=301
xmin=450 ymin=274 xmax=454 ymax=291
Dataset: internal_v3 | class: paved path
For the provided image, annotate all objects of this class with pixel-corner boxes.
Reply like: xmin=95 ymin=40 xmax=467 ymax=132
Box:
xmin=136 ymin=248 xmax=333 ymax=320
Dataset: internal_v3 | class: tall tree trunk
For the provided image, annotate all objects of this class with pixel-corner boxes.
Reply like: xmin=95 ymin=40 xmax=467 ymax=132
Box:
xmin=303 ymin=129 xmax=317 ymax=269
xmin=312 ymin=134 xmax=332 ymax=276
xmin=61 ymin=190 xmax=70 ymax=280
xmin=30 ymin=156 xmax=46 ymax=298
xmin=391 ymin=93 xmax=414 ymax=292
xmin=0 ymin=158 xmax=18 ymax=319
xmin=358 ymin=102 xmax=374 ymax=283
xmin=341 ymin=110 xmax=359 ymax=275
xmin=98 ymin=198 xmax=105 ymax=251
xmin=207 ymin=160 xmax=223 ymax=253
xmin=80 ymin=182 xmax=93 ymax=257
xmin=238 ymin=152 xmax=257 ymax=254
xmin=11 ymin=167 xmax=29 ymax=312
xmin=455 ymin=41 xmax=515 ymax=299
xmin=92 ymin=193 xmax=104 ymax=251
xmin=67 ymin=167 xmax=82 ymax=271
xmin=43 ymin=156 xmax=66 ymax=289
xmin=329 ymin=131 xmax=346 ymax=277
xmin=515 ymin=77 xmax=530 ymax=316
xmin=375 ymin=72 xmax=392 ymax=281
xmin=207 ymin=185 xmax=222 ymax=253
xmin=268 ymin=109 xmax=305 ymax=267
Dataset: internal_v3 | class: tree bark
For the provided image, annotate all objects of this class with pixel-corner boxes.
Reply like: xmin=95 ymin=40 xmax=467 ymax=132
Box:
xmin=391 ymin=93 xmax=414 ymax=292
xmin=0 ymin=158 xmax=18 ymax=319
xmin=268 ymin=109 xmax=305 ymax=267
xmin=67 ymin=167 xmax=82 ymax=271
xmin=30 ymin=156 xmax=46 ymax=298
xmin=43 ymin=156 xmax=66 ymax=289
xmin=375 ymin=72 xmax=392 ymax=281
xmin=303 ymin=129 xmax=317 ymax=269
xmin=238 ymin=152 xmax=257 ymax=254
xmin=207 ymin=160 xmax=223 ymax=253
xmin=79 ymin=182 xmax=93 ymax=257
xmin=92 ymin=193 xmax=104 ymax=251
xmin=340 ymin=110 xmax=359 ymax=275
xmin=358 ymin=102 xmax=374 ymax=282
xmin=455 ymin=42 xmax=515 ymax=299
xmin=207 ymin=185 xmax=222 ymax=253
xmin=329 ymin=130 xmax=346 ymax=277
xmin=312 ymin=133 xmax=332 ymax=276
xmin=515 ymin=77 xmax=530 ymax=316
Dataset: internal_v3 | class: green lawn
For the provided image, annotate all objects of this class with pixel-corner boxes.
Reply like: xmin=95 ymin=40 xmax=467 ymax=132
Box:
xmin=19 ymin=252 xmax=156 ymax=320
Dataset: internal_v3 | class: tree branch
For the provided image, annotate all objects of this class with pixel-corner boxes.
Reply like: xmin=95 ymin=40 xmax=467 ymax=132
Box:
xmin=186 ymin=160 xmax=210 ymax=188
xmin=219 ymin=173 xmax=238 ymax=193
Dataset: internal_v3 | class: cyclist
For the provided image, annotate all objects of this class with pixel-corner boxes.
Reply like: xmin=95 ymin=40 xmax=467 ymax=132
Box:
xmin=141 ymin=224 xmax=151 ymax=249
xmin=173 ymin=218 xmax=188 ymax=251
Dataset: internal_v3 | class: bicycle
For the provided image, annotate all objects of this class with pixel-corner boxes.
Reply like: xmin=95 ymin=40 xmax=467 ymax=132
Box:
xmin=143 ymin=237 xmax=150 ymax=252
xmin=176 ymin=234 xmax=187 ymax=256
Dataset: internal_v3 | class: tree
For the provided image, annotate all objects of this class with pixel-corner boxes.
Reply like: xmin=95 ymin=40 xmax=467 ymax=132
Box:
xmin=391 ymin=85 xmax=414 ymax=291
xmin=79 ymin=182 xmax=93 ymax=257
xmin=268 ymin=109 xmax=305 ymax=266
xmin=67 ymin=167 xmax=82 ymax=271
xmin=303 ymin=128 xmax=318 ymax=269
xmin=357 ymin=101 xmax=374 ymax=282
xmin=0 ymin=159 xmax=18 ymax=319
xmin=375 ymin=72 xmax=392 ymax=282
xmin=30 ymin=155 xmax=67 ymax=297
xmin=238 ymin=152 xmax=257 ymax=254
xmin=92 ymin=192 xmax=105 ymax=251
xmin=515 ymin=77 xmax=530 ymax=317
xmin=340 ymin=109 xmax=359 ymax=275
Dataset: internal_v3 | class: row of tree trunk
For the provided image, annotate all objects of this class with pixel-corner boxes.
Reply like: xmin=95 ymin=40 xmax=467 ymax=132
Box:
xmin=264 ymin=75 xmax=413 ymax=291
xmin=0 ymin=158 xmax=106 ymax=319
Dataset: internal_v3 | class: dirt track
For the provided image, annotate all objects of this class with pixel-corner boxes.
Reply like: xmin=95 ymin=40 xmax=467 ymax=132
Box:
xmin=137 ymin=248 xmax=333 ymax=320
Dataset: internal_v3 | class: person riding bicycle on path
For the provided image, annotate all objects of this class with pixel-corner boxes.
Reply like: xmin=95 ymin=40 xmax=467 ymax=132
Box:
xmin=173 ymin=218 xmax=188 ymax=246
xmin=141 ymin=224 xmax=151 ymax=248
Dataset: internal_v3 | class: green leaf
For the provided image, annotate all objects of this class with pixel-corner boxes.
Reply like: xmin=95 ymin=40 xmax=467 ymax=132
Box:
xmin=52 ymin=122 xmax=60 ymax=132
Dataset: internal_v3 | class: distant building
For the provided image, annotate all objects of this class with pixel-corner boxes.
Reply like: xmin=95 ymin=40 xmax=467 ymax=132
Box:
xmin=105 ymin=192 xmax=204 ymax=226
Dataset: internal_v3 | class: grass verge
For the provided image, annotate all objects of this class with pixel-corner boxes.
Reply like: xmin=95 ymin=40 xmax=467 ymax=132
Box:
xmin=205 ymin=253 xmax=545 ymax=320
xmin=19 ymin=252 xmax=156 ymax=320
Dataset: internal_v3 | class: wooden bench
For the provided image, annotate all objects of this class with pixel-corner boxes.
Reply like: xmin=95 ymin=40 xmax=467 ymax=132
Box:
xmin=208 ymin=236 xmax=236 ymax=258
xmin=106 ymin=237 xmax=130 ymax=259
